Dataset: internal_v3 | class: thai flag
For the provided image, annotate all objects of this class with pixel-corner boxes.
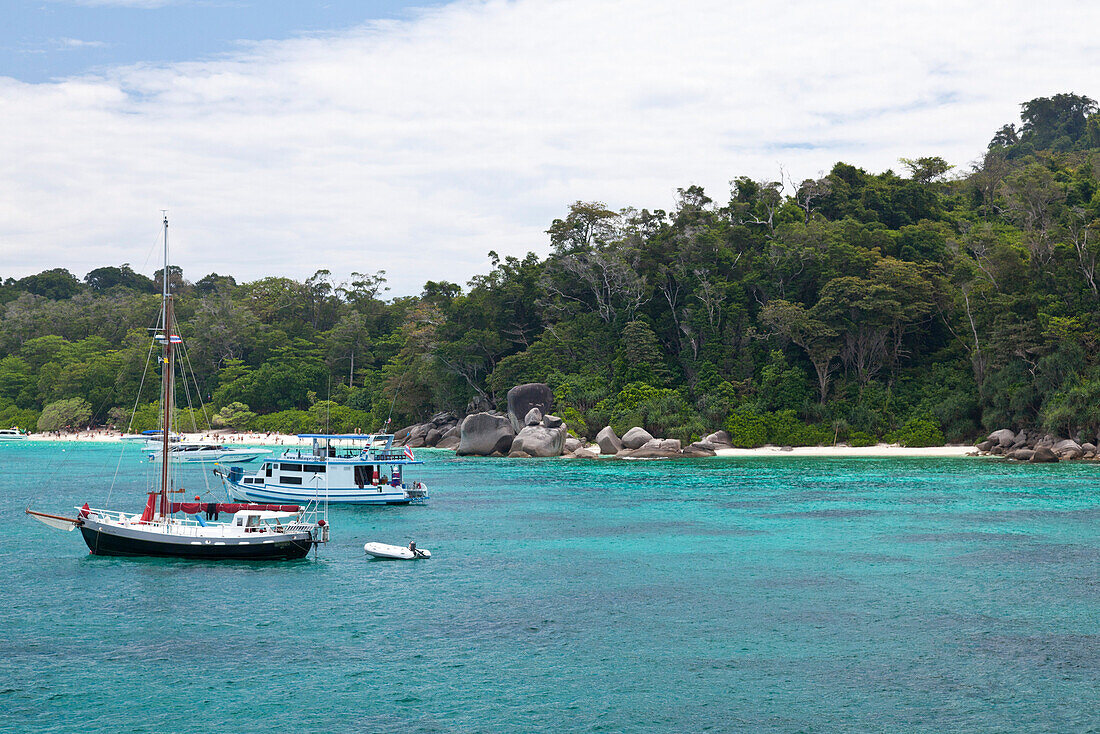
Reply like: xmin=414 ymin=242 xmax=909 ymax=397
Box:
xmin=169 ymin=335 xmax=182 ymax=344
xmin=404 ymin=445 xmax=415 ymax=461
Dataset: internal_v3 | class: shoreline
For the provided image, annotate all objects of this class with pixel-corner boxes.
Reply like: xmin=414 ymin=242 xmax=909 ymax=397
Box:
xmin=13 ymin=431 xmax=978 ymax=457
xmin=17 ymin=430 xmax=310 ymax=447
xmin=712 ymin=444 xmax=976 ymax=458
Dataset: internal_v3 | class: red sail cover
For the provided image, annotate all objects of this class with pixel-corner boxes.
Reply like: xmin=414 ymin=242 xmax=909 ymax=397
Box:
xmin=139 ymin=493 xmax=156 ymax=523
xmin=170 ymin=502 xmax=300 ymax=514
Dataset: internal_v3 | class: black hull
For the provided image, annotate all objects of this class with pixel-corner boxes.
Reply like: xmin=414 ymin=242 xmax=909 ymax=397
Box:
xmin=80 ymin=526 xmax=313 ymax=560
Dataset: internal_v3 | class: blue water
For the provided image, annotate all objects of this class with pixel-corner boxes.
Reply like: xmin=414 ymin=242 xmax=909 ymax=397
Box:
xmin=1 ymin=442 xmax=1097 ymax=732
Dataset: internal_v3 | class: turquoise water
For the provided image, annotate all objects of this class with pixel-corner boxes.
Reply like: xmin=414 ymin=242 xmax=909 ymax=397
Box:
xmin=1 ymin=442 xmax=1097 ymax=732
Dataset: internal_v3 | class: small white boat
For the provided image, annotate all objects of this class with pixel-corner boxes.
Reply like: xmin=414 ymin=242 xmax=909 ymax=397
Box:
xmin=122 ymin=430 xmax=181 ymax=444
xmin=0 ymin=427 xmax=28 ymax=440
xmin=363 ymin=542 xmax=430 ymax=560
xmin=147 ymin=443 xmax=268 ymax=464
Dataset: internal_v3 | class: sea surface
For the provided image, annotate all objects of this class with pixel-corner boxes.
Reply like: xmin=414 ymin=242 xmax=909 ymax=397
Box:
xmin=1 ymin=441 xmax=1097 ymax=733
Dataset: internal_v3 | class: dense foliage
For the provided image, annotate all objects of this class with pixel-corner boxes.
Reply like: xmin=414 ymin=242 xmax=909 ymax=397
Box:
xmin=4 ymin=94 xmax=1100 ymax=446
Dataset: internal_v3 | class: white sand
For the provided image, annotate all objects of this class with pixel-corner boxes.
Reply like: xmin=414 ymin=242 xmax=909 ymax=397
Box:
xmin=22 ymin=431 xmax=981 ymax=458
xmin=25 ymin=430 xmax=308 ymax=446
xmin=713 ymin=444 xmax=977 ymax=458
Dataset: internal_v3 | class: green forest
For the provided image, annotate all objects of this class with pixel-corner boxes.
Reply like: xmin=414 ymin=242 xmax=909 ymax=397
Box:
xmin=4 ymin=93 xmax=1100 ymax=447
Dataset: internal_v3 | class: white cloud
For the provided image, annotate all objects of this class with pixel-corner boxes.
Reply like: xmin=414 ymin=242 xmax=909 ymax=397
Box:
xmin=2 ymin=0 xmax=1099 ymax=294
xmin=57 ymin=1 xmax=177 ymax=7
xmin=55 ymin=38 xmax=110 ymax=49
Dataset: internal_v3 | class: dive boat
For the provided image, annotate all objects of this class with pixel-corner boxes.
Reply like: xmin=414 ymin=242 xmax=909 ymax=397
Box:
xmin=146 ymin=443 xmax=268 ymax=464
xmin=218 ymin=433 xmax=429 ymax=505
xmin=0 ymin=427 xmax=28 ymax=440
xmin=26 ymin=214 xmax=329 ymax=559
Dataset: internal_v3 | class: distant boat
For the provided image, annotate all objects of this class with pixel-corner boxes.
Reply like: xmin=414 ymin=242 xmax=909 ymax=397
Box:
xmin=217 ymin=433 xmax=428 ymax=505
xmin=121 ymin=429 xmax=181 ymax=441
xmin=26 ymin=214 xmax=329 ymax=560
xmin=0 ymin=427 xmax=28 ymax=440
xmin=146 ymin=443 xmax=268 ymax=464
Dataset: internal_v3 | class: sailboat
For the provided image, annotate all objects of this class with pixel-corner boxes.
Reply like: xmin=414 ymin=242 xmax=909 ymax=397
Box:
xmin=26 ymin=215 xmax=329 ymax=559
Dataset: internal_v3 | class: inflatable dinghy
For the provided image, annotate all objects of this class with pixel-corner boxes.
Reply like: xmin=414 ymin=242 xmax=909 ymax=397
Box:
xmin=364 ymin=542 xmax=431 ymax=560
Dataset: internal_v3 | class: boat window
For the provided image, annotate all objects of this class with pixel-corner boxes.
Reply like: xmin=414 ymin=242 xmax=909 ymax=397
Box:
xmin=280 ymin=476 xmax=303 ymax=485
xmin=281 ymin=463 xmax=302 ymax=472
xmin=246 ymin=515 xmax=260 ymax=527
xmin=303 ymin=464 xmax=326 ymax=473
xmin=266 ymin=464 xmax=272 ymax=477
xmin=353 ymin=464 xmax=372 ymax=487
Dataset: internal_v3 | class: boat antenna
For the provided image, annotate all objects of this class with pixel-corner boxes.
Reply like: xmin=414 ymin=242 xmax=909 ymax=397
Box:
xmin=160 ymin=210 xmax=169 ymax=316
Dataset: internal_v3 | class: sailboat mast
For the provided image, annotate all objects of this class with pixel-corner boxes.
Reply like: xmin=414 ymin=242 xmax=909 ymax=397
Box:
xmin=159 ymin=214 xmax=172 ymax=519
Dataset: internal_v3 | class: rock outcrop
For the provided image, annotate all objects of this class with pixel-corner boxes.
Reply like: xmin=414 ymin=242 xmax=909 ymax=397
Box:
xmin=596 ymin=426 xmax=622 ymax=455
xmin=1030 ymin=446 xmax=1059 ymax=463
xmin=435 ymin=431 xmax=460 ymax=450
xmin=510 ymin=416 xmax=567 ymax=457
xmin=404 ymin=423 xmax=431 ymax=448
xmin=457 ymin=412 xmax=516 ymax=456
xmin=1052 ymin=439 xmax=1083 ymax=459
xmin=617 ymin=446 xmax=681 ymax=458
xmin=977 ymin=426 xmax=1100 ymax=462
xmin=395 ymin=411 xmax=461 ymax=449
xmin=621 ymin=427 xmax=654 ymax=449
xmin=524 ymin=408 xmax=543 ymax=426
xmin=564 ymin=436 xmax=583 ymax=453
xmin=507 ymin=383 xmax=554 ymax=433
xmin=617 ymin=441 xmax=715 ymax=459
xmin=703 ymin=430 xmax=733 ymax=448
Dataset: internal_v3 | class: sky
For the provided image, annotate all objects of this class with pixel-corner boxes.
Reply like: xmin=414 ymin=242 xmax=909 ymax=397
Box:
xmin=2 ymin=0 xmax=1099 ymax=296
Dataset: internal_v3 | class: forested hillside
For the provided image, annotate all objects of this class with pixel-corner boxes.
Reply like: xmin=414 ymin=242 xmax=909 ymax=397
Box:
xmin=4 ymin=93 xmax=1100 ymax=446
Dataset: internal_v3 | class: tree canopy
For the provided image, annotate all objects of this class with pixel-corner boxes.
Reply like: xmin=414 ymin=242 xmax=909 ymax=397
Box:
xmin=4 ymin=92 xmax=1100 ymax=445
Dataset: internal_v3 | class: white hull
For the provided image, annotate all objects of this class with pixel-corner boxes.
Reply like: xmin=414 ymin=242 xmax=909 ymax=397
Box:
xmin=148 ymin=448 xmax=268 ymax=464
xmin=225 ymin=479 xmax=419 ymax=505
xmin=364 ymin=542 xmax=430 ymax=559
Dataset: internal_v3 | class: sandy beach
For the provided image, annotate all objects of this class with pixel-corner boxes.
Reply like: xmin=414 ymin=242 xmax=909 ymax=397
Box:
xmin=712 ymin=444 xmax=977 ymax=458
xmin=19 ymin=430 xmax=979 ymax=457
xmin=23 ymin=430 xmax=310 ymax=447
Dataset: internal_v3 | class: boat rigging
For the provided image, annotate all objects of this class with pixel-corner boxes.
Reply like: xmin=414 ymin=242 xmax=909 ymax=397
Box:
xmin=26 ymin=214 xmax=329 ymax=559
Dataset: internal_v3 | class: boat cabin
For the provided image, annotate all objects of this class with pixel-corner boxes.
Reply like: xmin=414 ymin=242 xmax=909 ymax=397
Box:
xmin=249 ymin=457 xmax=406 ymax=489
xmin=232 ymin=510 xmax=296 ymax=532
